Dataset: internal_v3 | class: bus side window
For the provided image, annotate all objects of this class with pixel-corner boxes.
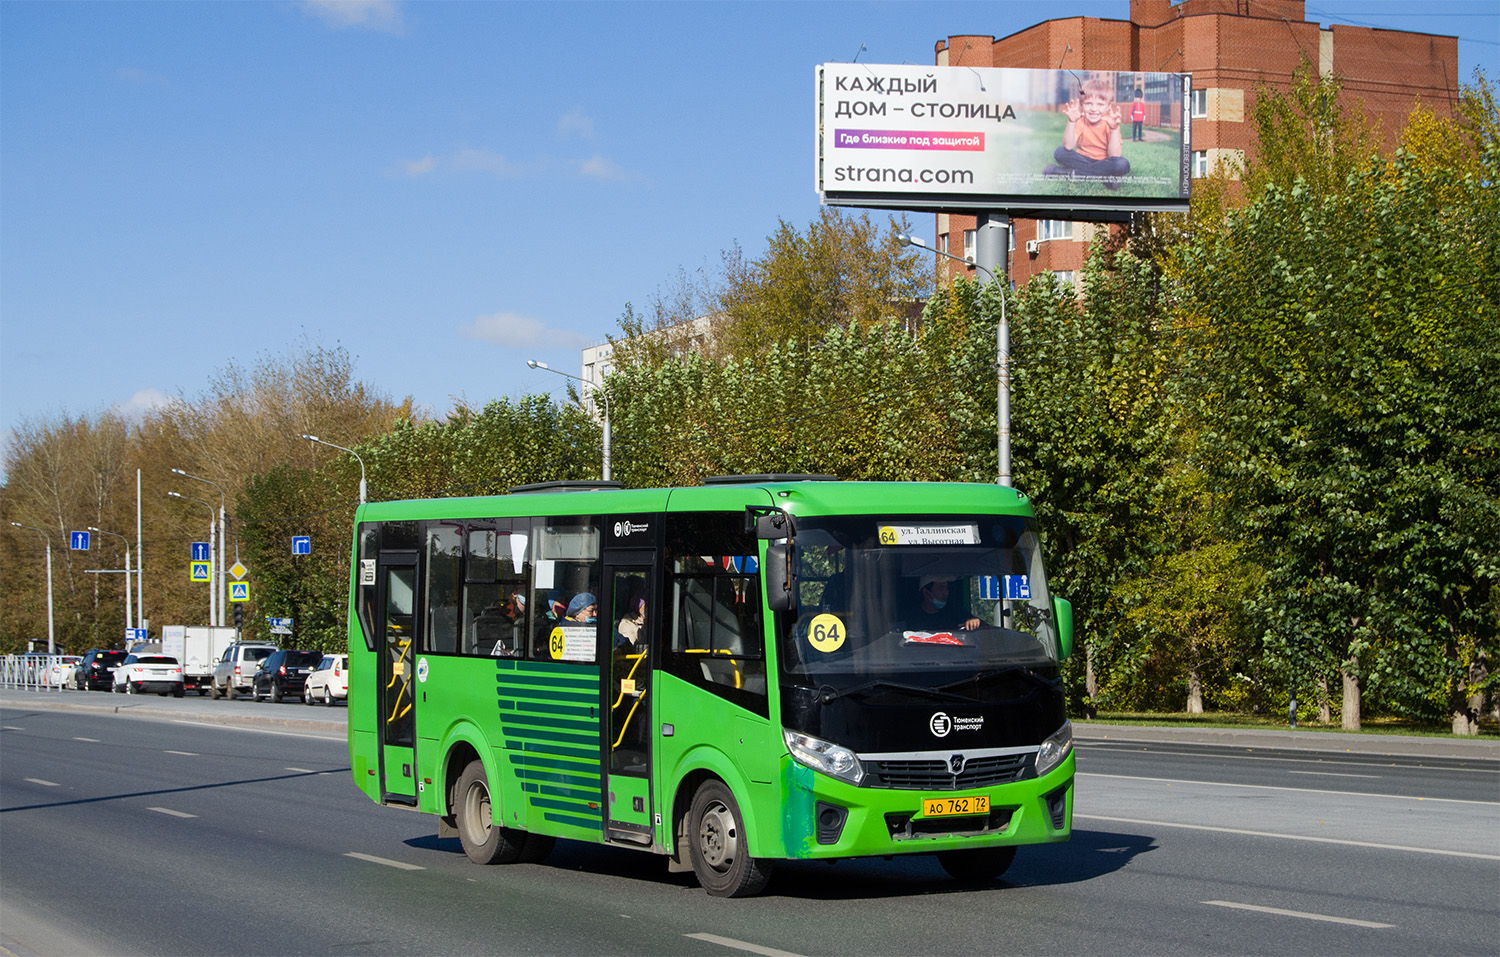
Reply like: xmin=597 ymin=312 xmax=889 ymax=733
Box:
xmin=425 ymin=523 xmax=463 ymax=654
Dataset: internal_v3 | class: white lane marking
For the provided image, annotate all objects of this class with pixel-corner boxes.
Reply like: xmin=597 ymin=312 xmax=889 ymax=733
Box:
xmin=1078 ymin=772 xmax=1499 ymax=807
xmin=285 ymin=767 xmax=315 ymax=773
xmin=1203 ymin=900 xmax=1394 ymax=928
xmin=684 ymin=933 xmax=807 ymax=957
xmin=1077 ymin=814 xmax=1500 ymax=861
xmin=1287 ymin=770 xmax=1380 ymax=779
xmin=164 ymin=750 xmax=198 ymax=756
xmin=345 ymin=852 xmax=424 ymax=871
xmin=72 ymin=736 xmax=100 ymax=742
xmin=3 ymin=726 xmax=24 ymax=731
xmin=25 ymin=778 xmax=59 ymax=787
xmin=147 ymin=807 xmax=197 ymax=818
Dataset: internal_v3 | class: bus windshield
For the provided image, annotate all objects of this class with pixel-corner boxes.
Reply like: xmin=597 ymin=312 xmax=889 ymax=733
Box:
xmin=780 ymin=515 xmax=1059 ymax=691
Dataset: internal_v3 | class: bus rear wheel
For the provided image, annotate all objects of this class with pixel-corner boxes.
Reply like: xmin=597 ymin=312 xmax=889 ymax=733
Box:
xmin=687 ymin=780 xmax=771 ymax=897
xmin=454 ymin=760 xmax=533 ymax=865
xmin=937 ymin=845 xmax=1016 ymax=881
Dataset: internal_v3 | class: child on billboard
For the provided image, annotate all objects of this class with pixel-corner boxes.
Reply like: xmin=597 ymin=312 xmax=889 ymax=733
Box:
xmin=1044 ymin=73 xmax=1130 ymax=186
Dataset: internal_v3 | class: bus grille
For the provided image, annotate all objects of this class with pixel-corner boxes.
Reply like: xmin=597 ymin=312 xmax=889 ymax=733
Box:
xmin=865 ymin=753 xmax=1033 ymax=790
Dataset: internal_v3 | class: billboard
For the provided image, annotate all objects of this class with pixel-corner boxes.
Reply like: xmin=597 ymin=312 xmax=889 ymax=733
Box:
xmin=817 ymin=64 xmax=1191 ymax=217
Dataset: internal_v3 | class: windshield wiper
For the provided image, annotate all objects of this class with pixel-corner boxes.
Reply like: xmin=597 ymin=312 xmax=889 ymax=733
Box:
xmin=939 ymin=664 xmax=1061 ymax=694
xmin=819 ymin=680 xmax=978 ymax=705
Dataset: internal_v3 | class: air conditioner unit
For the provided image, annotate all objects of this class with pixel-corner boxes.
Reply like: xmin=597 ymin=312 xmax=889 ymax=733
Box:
xmin=1025 ymin=240 xmax=1041 ymax=254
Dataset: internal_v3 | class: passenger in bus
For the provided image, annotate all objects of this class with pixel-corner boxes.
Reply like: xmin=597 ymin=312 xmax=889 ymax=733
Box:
xmin=565 ymin=592 xmax=597 ymax=624
xmin=911 ymin=575 xmax=982 ymax=632
xmin=613 ymin=588 xmax=647 ymax=649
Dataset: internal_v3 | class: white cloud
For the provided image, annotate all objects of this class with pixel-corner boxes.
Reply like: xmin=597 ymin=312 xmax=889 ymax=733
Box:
xmin=303 ymin=0 xmax=404 ymax=33
xmin=461 ymin=312 xmax=591 ymax=350
xmin=557 ymin=108 xmax=596 ymax=140
xmin=401 ymin=154 xmax=436 ymax=176
xmin=450 ymin=148 xmax=525 ymax=179
xmin=575 ymin=154 xmax=643 ymax=183
xmin=114 ymin=388 xmax=173 ymax=421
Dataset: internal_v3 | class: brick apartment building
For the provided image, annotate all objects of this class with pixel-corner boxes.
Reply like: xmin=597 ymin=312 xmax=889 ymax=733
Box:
xmin=933 ymin=0 xmax=1461 ymax=287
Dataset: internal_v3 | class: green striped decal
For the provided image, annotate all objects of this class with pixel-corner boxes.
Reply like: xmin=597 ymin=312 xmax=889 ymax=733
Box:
xmin=496 ymin=660 xmax=602 ymax=831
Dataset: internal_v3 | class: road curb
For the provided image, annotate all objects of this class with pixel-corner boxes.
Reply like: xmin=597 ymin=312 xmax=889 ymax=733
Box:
xmin=1073 ymin=721 xmax=1500 ymax=761
xmin=0 ymin=690 xmax=345 ymax=735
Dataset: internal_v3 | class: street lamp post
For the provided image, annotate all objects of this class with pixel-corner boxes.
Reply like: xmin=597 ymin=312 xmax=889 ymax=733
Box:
xmin=169 ymin=491 xmax=218 ymax=627
xmin=896 ymin=230 xmax=1012 ymax=488
xmin=302 ymin=434 xmax=367 ymax=504
xmin=172 ymin=469 xmax=226 ymax=626
xmin=11 ymin=523 xmax=56 ymax=653
xmin=527 ymin=360 xmax=611 ymax=481
xmin=87 ymin=526 xmax=132 ymax=640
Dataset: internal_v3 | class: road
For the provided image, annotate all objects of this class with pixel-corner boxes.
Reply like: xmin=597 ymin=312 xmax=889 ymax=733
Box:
xmin=2 ymin=693 xmax=1496 ymax=956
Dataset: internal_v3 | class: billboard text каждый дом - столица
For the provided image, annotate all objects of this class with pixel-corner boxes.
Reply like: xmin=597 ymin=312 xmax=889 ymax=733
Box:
xmin=817 ymin=64 xmax=1191 ymax=217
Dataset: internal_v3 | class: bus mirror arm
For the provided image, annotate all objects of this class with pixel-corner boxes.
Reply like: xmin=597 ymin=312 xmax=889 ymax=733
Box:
xmin=746 ymin=506 xmax=796 ymax=540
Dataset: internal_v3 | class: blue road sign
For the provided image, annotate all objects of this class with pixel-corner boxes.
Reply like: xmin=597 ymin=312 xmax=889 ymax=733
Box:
xmin=70 ymin=531 xmax=90 ymax=550
xmin=1003 ymin=575 xmax=1032 ymax=601
xmin=265 ymin=617 xmax=293 ymax=628
xmin=291 ymin=536 xmax=311 ymax=556
xmin=229 ymin=582 xmax=249 ymax=602
xmin=191 ymin=541 xmax=210 ymax=562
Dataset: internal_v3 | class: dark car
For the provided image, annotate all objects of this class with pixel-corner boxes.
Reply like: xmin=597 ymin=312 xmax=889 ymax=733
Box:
xmin=75 ymin=649 xmax=128 ymax=691
xmin=252 ymin=649 xmax=323 ymax=703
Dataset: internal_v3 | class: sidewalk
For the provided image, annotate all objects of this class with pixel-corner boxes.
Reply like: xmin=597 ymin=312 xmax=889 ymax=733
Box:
xmin=4 ymin=687 xmax=1497 ymax=761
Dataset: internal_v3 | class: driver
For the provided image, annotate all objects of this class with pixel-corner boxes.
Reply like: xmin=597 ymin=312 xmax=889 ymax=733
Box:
xmin=912 ymin=575 xmax=982 ymax=632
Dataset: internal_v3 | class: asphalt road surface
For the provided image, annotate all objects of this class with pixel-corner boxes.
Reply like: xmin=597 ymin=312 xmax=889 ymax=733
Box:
xmin=2 ymin=694 xmax=1496 ymax=956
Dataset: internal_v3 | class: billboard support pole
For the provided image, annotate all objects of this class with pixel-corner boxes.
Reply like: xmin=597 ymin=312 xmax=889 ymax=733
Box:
xmin=976 ymin=212 xmax=1012 ymax=488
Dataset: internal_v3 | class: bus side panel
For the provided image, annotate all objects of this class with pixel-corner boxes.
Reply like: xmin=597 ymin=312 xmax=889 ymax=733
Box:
xmin=656 ymin=673 xmax=782 ymax=860
xmin=497 ymin=659 xmax=605 ymax=841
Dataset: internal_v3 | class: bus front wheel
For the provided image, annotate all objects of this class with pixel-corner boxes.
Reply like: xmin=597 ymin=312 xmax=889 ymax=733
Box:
xmin=687 ymin=780 xmax=771 ymax=897
xmin=937 ymin=845 xmax=1016 ymax=881
xmin=454 ymin=760 xmax=531 ymax=865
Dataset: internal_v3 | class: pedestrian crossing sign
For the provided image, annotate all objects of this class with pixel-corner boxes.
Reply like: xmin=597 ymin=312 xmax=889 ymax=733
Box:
xmin=190 ymin=561 xmax=211 ymax=582
xmin=230 ymin=582 xmax=249 ymax=602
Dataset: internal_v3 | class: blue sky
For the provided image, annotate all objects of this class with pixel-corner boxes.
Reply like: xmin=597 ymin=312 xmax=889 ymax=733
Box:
xmin=2 ymin=0 xmax=1495 ymax=442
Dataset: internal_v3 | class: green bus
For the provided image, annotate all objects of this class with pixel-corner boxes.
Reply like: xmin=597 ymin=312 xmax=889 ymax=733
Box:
xmin=346 ymin=475 xmax=1074 ymax=896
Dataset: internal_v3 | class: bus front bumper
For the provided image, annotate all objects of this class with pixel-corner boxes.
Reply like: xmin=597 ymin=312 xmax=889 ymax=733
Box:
xmin=778 ymin=751 xmax=1074 ymax=860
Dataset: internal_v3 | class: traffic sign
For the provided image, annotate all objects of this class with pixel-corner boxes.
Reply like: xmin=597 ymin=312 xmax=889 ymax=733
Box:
xmin=229 ymin=582 xmax=249 ymax=602
xmin=191 ymin=542 xmax=210 ymax=562
xmin=291 ymin=536 xmax=311 ymax=556
xmin=229 ymin=561 xmax=248 ymax=580
xmin=189 ymin=561 xmax=211 ymax=582
xmin=265 ymin=617 xmax=293 ymax=628
xmin=70 ymin=531 xmax=90 ymax=550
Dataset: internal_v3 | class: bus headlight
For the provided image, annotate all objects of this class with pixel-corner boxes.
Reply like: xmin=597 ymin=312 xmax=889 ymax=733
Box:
xmin=784 ymin=730 xmax=865 ymax=786
xmin=1035 ymin=720 xmax=1073 ymax=778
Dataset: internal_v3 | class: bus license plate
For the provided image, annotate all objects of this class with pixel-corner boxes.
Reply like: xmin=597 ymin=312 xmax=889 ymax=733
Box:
xmin=922 ymin=795 xmax=989 ymax=818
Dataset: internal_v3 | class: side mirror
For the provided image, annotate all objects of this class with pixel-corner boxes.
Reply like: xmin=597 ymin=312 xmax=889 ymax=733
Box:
xmin=764 ymin=543 xmax=798 ymax=612
xmin=1052 ymin=597 xmax=1074 ymax=661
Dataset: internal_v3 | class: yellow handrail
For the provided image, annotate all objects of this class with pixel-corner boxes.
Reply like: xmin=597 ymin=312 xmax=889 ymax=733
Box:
xmin=386 ymin=638 xmax=411 ymax=724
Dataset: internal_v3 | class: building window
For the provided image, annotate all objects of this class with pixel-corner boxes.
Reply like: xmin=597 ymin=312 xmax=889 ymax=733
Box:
xmin=1052 ymin=270 xmax=1076 ymax=287
xmin=1193 ymin=150 xmax=1209 ymax=178
xmin=962 ymin=229 xmax=976 ymax=262
xmin=1036 ymin=220 xmax=1074 ymax=242
xmin=938 ymin=233 xmax=949 ymax=254
xmin=1191 ymin=88 xmax=1207 ymax=119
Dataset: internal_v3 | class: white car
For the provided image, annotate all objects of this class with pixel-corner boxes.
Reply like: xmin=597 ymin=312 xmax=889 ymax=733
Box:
xmin=303 ymin=653 xmax=348 ymax=706
xmin=113 ymin=654 xmax=185 ymax=697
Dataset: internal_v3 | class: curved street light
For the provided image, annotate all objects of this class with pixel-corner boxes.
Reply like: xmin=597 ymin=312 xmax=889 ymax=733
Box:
xmin=169 ymin=491 xmax=218 ymax=627
xmin=10 ymin=523 xmax=56 ymax=653
xmin=302 ymin=434 xmax=367 ymax=504
xmin=896 ymin=231 xmax=1011 ymax=488
xmin=87 ymin=526 xmax=132 ymax=639
xmin=527 ymin=360 xmax=611 ymax=481
xmin=172 ymin=468 xmax=226 ymax=626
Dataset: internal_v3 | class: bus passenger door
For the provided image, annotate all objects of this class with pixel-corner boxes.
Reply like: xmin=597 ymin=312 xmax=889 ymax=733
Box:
xmin=602 ymin=557 xmax=656 ymax=845
xmin=377 ymin=561 xmax=418 ymax=804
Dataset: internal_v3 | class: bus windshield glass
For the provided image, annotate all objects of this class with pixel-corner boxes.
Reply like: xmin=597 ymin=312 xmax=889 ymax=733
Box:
xmin=781 ymin=515 xmax=1058 ymax=688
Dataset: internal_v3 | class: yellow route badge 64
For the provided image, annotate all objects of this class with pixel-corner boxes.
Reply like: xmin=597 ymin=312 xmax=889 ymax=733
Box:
xmin=807 ymin=613 xmax=847 ymax=653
